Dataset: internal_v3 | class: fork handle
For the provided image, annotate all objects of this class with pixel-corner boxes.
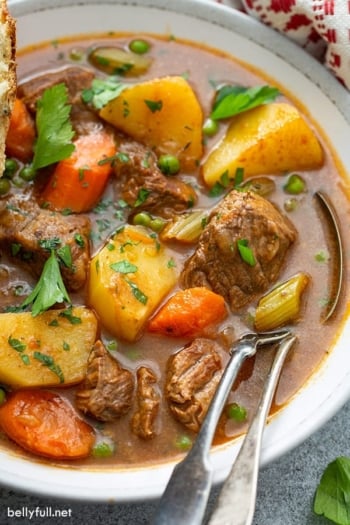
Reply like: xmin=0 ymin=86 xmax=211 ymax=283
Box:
xmin=152 ymin=342 xmax=255 ymax=525
xmin=208 ymin=334 xmax=297 ymax=525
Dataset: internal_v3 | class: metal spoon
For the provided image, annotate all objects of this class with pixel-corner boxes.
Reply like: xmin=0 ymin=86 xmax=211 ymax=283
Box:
xmin=314 ymin=191 xmax=344 ymax=321
xmin=152 ymin=329 xmax=293 ymax=525
xmin=208 ymin=332 xmax=296 ymax=525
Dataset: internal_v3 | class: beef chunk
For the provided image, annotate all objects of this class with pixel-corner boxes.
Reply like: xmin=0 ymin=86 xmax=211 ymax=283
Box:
xmin=0 ymin=193 xmax=91 ymax=291
xmin=131 ymin=366 xmax=160 ymax=440
xmin=181 ymin=190 xmax=297 ymax=311
xmin=76 ymin=340 xmax=134 ymax=422
xmin=18 ymin=67 xmax=94 ymax=111
xmin=18 ymin=67 xmax=104 ymax=137
xmin=113 ymin=138 xmax=197 ymax=218
xmin=165 ymin=338 xmax=223 ymax=432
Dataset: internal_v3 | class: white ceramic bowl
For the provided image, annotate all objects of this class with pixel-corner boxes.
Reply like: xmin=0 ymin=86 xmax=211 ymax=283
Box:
xmin=4 ymin=0 xmax=350 ymax=502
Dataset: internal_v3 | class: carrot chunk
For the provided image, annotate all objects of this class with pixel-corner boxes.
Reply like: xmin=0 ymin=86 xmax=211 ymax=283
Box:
xmin=0 ymin=390 xmax=95 ymax=459
xmin=41 ymin=131 xmax=116 ymax=213
xmin=148 ymin=287 xmax=227 ymax=337
xmin=5 ymin=98 xmax=36 ymax=162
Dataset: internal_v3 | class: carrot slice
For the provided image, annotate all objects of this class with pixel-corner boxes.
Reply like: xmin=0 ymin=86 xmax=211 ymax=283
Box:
xmin=5 ymin=98 xmax=36 ymax=162
xmin=148 ymin=287 xmax=227 ymax=337
xmin=0 ymin=390 xmax=95 ymax=459
xmin=41 ymin=131 xmax=116 ymax=213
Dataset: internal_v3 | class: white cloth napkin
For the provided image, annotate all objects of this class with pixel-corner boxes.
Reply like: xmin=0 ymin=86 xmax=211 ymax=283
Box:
xmin=214 ymin=0 xmax=350 ymax=91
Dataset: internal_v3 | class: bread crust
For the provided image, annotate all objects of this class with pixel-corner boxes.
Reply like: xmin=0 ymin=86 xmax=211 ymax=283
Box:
xmin=0 ymin=0 xmax=16 ymax=176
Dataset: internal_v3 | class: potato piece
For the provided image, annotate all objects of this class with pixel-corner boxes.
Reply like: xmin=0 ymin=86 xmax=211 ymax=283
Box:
xmin=202 ymin=103 xmax=324 ymax=187
xmin=99 ymin=76 xmax=203 ymax=171
xmin=88 ymin=225 xmax=178 ymax=341
xmin=0 ymin=307 xmax=97 ymax=388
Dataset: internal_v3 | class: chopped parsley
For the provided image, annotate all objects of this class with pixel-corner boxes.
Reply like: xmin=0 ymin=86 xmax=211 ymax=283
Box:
xmin=110 ymin=260 xmax=138 ymax=274
xmin=237 ymin=239 xmax=256 ymax=267
xmin=144 ymin=99 xmax=163 ymax=113
xmin=33 ymin=351 xmax=64 ymax=383
xmin=125 ymin=279 xmax=148 ymax=304
xmin=82 ymin=77 xmax=126 ymax=110
xmin=58 ymin=307 xmax=82 ymax=325
xmin=134 ymin=188 xmax=151 ymax=207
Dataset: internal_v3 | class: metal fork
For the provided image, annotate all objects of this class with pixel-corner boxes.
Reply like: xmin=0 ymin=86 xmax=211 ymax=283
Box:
xmin=152 ymin=329 xmax=295 ymax=525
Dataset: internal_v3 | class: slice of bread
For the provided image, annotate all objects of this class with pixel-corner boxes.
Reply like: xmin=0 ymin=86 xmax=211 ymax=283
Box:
xmin=0 ymin=0 xmax=16 ymax=176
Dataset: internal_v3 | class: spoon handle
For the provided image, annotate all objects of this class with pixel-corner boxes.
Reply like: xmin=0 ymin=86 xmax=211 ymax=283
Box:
xmin=152 ymin=340 xmax=256 ymax=525
xmin=208 ymin=334 xmax=297 ymax=525
xmin=152 ymin=329 xmax=291 ymax=525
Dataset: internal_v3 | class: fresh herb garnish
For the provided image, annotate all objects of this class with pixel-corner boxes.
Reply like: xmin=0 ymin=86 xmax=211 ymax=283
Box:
xmin=82 ymin=78 xmax=125 ymax=110
xmin=110 ymin=260 xmax=138 ymax=274
xmin=314 ymin=456 xmax=350 ymax=524
xmin=8 ymin=336 xmax=26 ymax=353
xmin=125 ymin=279 xmax=148 ymax=304
xmin=57 ymin=245 xmax=73 ymax=269
xmin=31 ymin=83 xmax=75 ymax=171
xmin=20 ymin=250 xmax=71 ymax=317
xmin=134 ymin=188 xmax=151 ymax=207
xmin=58 ymin=306 xmax=82 ymax=325
xmin=33 ymin=351 xmax=64 ymax=383
xmin=144 ymin=99 xmax=163 ymax=113
xmin=38 ymin=237 xmax=62 ymax=251
xmin=237 ymin=239 xmax=256 ymax=266
xmin=8 ymin=336 xmax=30 ymax=365
xmin=210 ymin=85 xmax=280 ymax=121
xmin=209 ymin=167 xmax=245 ymax=197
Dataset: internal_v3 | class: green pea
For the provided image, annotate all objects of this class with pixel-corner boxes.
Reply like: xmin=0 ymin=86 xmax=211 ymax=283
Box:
xmin=0 ymin=178 xmax=11 ymax=195
xmin=92 ymin=441 xmax=115 ymax=458
xmin=283 ymin=173 xmax=306 ymax=195
xmin=226 ymin=402 xmax=247 ymax=422
xmin=202 ymin=118 xmax=219 ymax=136
xmin=150 ymin=218 xmax=165 ymax=232
xmin=129 ymin=39 xmax=150 ymax=55
xmin=19 ymin=165 xmax=36 ymax=182
xmin=4 ymin=158 xmax=19 ymax=179
xmin=158 ymin=154 xmax=180 ymax=175
xmin=133 ymin=212 xmax=152 ymax=227
xmin=175 ymin=434 xmax=192 ymax=451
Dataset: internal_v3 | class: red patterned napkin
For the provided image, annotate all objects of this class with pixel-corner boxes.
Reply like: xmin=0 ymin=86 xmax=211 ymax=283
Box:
xmin=215 ymin=0 xmax=350 ymax=90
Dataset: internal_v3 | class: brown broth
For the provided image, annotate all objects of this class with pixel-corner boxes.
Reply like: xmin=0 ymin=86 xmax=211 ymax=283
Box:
xmin=1 ymin=32 xmax=349 ymax=469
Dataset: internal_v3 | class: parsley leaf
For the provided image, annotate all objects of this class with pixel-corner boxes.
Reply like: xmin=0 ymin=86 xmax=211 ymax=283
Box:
xmin=110 ymin=261 xmax=138 ymax=274
xmin=32 ymin=83 xmax=75 ymax=171
xmin=314 ymin=457 xmax=350 ymax=524
xmin=82 ymin=78 xmax=126 ymax=110
xmin=125 ymin=279 xmax=148 ymax=304
xmin=144 ymin=99 xmax=163 ymax=112
xmin=210 ymin=85 xmax=280 ymax=121
xmin=33 ymin=351 xmax=65 ymax=383
xmin=20 ymin=250 xmax=71 ymax=316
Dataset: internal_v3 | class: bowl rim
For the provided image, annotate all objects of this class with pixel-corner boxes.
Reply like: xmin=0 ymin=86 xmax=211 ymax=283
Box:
xmin=4 ymin=0 xmax=350 ymax=503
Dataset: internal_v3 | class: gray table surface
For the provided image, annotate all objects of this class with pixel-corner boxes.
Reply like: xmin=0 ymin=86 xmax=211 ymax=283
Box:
xmin=0 ymin=398 xmax=349 ymax=525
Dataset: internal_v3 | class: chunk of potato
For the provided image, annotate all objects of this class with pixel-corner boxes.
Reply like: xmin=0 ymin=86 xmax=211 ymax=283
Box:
xmin=99 ymin=76 xmax=203 ymax=171
xmin=202 ymin=103 xmax=324 ymax=186
xmin=0 ymin=307 xmax=97 ymax=388
xmin=88 ymin=225 xmax=178 ymax=341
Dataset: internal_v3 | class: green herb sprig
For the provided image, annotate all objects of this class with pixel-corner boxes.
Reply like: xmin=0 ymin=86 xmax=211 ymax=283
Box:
xmin=210 ymin=84 xmax=280 ymax=121
xmin=31 ymin=83 xmax=75 ymax=172
xmin=20 ymin=250 xmax=71 ymax=317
